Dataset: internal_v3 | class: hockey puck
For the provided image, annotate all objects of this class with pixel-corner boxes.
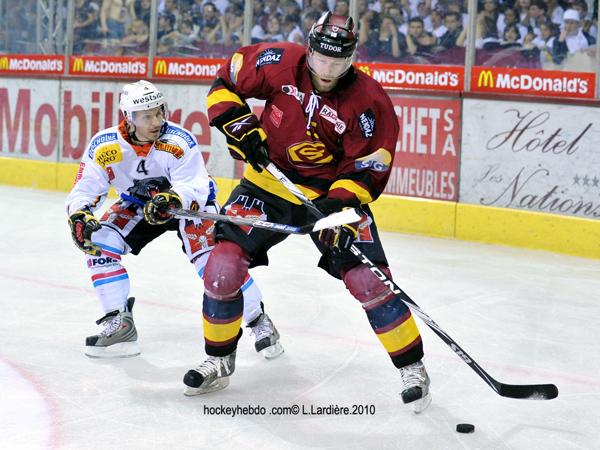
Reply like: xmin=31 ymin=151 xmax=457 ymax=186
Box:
xmin=456 ymin=423 xmax=475 ymax=433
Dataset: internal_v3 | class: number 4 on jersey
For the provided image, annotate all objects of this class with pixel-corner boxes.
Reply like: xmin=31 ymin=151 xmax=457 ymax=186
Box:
xmin=137 ymin=160 xmax=149 ymax=175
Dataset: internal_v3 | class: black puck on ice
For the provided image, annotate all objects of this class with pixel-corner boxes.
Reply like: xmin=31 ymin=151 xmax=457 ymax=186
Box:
xmin=456 ymin=423 xmax=475 ymax=433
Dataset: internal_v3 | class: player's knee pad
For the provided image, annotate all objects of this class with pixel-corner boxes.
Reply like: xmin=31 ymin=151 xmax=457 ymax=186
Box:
xmin=342 ymin=264 xmax=394 ymax=307
xmin=203 ymin=240 xmax=250 ymax=300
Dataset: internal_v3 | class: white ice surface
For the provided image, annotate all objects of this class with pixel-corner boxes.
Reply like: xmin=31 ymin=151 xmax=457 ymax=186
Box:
xmin=1 ymin=186 xmax=599 ymax=450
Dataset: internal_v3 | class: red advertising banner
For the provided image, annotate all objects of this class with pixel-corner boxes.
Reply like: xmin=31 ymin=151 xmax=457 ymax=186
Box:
xmin=0 ymin=54 xmax=64 ymax=75
xmin=69 ymin=55 xmax=148 ymax=77
xmin=153 ymin=57 xmax=225 ymax=80
xmin=385 ymin=95 xmax=461 ymax=201
xmin=355 ymin=62 xmax=464 ymax=92
xmin=471 ymin=66 xmax=596 ymax=99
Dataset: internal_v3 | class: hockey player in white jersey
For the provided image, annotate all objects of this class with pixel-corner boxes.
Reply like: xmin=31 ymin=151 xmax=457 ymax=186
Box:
xmin=65 ymin=80 xmax=283 ymax=360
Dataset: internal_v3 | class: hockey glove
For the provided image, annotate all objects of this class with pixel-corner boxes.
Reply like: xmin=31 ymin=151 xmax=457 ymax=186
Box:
xmin=318 ymin=216 xmax=359 ymax=254
xmin=222 ymin=112 xmax=269 ymax=172
xmin=68 ymin=208 xmax=102 ymax=256
xmin=143 ymin=190 xmax=182 ymax=225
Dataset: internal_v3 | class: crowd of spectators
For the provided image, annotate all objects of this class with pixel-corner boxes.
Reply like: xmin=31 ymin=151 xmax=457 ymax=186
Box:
xmin=1 ymin=0 xmax=597 ymax=69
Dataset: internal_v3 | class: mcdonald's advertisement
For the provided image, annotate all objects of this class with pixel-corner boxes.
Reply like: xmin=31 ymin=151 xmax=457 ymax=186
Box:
xmin=0 ymin=54 xmax=64 ymax=74
xmin=471 ymin=66 xmax=596 ymax=99
xmin=384 ymin=96 xmax=461 ymax=201
xmin=69 ymin=55 xmax=148 ymax=77
xmin=355 ymin=62 xmax=464 ymax=92
xmin=460 ymin=98 xmax=600 ymax=219
xmin=153 ymin=57 xmax=225 ymax=80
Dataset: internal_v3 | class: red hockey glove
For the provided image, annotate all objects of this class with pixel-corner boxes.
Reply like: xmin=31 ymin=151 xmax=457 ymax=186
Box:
xmin=68 ymin=207 xmax=102 ymax=256
xmin=143 ymin=190 xmax=182 ymax=225
xmin=222 ymin=112 xmax=269 ymax=172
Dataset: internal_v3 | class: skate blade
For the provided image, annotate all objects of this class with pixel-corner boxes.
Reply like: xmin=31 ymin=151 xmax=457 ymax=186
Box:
xmin=85 ymin=341 xmax=141 ymax=359
xmin=184 ymin=377 xmax=230 ymax=396
xmin=259 ymin=342 xmax=284 ymax=359
xmin=411 ymin=393 xmax=432 ymax=414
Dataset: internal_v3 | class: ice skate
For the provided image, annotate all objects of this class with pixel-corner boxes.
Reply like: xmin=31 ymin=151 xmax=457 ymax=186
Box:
xmin=85 ymin=297 xmax=140 ymax=358
xmin=399 ymin=360 xmax=431 ymax=413
xmin=247 ymin=313 xmax=284 ymax=359
xmin=183 ymin=351 xmax=236 ymax=396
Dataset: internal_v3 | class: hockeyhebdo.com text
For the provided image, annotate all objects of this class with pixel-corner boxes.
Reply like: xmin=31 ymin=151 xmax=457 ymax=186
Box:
xmin=202 ymin=403 xmax=376 ymax=418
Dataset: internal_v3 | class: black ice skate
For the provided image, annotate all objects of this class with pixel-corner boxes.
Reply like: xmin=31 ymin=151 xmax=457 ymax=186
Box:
xmin=183 ymin=351 xmax=236 ymax=395
xmin=85 ymin=297 xmax=140 ymax=358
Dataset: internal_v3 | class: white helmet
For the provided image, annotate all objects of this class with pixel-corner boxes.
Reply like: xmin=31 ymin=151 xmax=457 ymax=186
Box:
xmin=119 ymin=80 xmax=167 ymax=122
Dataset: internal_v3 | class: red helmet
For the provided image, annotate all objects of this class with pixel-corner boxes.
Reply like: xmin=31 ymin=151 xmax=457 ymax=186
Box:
xmin=308 ymin=12 xmax=357 ymax=59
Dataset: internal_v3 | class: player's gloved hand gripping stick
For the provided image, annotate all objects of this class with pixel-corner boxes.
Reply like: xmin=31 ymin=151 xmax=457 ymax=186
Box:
xmin=262 ymin=160 xmax=559 ymax=401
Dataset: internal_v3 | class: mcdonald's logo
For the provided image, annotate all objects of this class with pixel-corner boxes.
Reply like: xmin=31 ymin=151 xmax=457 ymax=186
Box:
xmin=477 ymin=70 xmax=494 ymax=88
xmin=155 ymin=59 xmax=167 ymax=76
xmin=72 ymin=57 xmax=84 ymax=72
xmin=0 ymin=57 xmax=9 ymax=71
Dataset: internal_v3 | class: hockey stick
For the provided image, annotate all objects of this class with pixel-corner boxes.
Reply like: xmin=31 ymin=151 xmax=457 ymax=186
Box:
xmin=169 ymin=206 xmax=361 ymax=235
xmin=263 ymin=161 xmax=559 ymax=400
xmin=120 ymin=193 xmax=362 ymax=235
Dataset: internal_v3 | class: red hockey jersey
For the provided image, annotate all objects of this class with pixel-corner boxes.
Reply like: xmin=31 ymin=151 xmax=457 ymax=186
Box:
xmin=207 ymin=42 xmax=399 ymax=206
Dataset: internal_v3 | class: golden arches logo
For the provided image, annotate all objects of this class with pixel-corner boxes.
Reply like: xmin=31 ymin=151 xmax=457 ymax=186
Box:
xmin=287 ymin=141 xmax=333 ymax=166
xmin=477 ymin=70 xmax=494 ymax=88
xmin=0 ymin=57 xmax=9 ymax=71
xmin=72 ymin=57 xmax=84 ymax=72
xmin=155 ymin=59 xmax=167 ymax=75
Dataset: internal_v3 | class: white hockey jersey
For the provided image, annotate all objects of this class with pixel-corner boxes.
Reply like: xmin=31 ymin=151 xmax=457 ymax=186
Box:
xmin=66 ymin=121 xmax=210 ymax=215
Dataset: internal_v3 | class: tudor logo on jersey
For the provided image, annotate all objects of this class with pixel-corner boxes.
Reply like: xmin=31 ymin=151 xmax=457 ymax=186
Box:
xmin=256 ymin=48 xmax=284 ymax=68
xmin=287 ymin=141 xmax=333 ymax=167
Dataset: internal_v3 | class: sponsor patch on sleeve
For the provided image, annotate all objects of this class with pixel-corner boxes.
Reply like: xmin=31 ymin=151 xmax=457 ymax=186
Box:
xmin=94 ymin=144 xmax=123 ymax=169
xmin=155 ymin=139 xmax=184 ymax=159
xmin=358 ymin=109 xmax=376 ymax=139
xmin=256 ymin=48 xmax=284 ymax=68
xmin=230 ymin=52 xmax=243 ymax=85
xmin=354 ymin=148 xmax=391 ymax=172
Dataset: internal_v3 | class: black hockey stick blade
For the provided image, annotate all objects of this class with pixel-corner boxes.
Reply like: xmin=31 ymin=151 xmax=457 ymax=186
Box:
xmin=497 ymin=382 xmax=558 ymax=400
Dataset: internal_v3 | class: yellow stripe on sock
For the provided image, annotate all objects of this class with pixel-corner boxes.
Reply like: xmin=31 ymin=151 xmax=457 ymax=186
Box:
xmin=375 ymin=316 xmax=421 ymax=354
xmin=203 ymin=316 xmax=243 ymax=344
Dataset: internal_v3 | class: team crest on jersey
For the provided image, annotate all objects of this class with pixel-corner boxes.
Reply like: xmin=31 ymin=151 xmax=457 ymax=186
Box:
xmin=88 ymin=132 xmax=118 ymax=158
xmin=270 ymin=105 xmax=283 ymax=128
xmin=155 ymin=139 xmax=184 ymax=159
xmin=319 ymin=105 xmax=346 ymax=134
xmin=282 ymin=85 xmax=305 ymax=103
xmin=358 ymin=109 xmax=376 ymax=139
xmin=94 ymin=144 xmax=123 ymax=169
xmin=287 ymin=141 xmax=333 ymax=167
xmin=225 ymin=195 xmax=267 ymax=235
xmin=184 ymin=219 xmax=215 ymax=253
xmin=256 ymin=48 xmax=284 ymax=68
xmin=354 ymin=148 xmax=391 ymax=173
xmin=356 ymin=213 xmax=374 ymax=243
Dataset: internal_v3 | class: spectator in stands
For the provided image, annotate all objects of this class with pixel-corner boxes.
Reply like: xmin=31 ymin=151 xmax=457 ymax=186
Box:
xmin=74 ymin=0 xmax=100 ymax=53
xmin=514 ymin=0 xmax=531 ymax=26
xmin=497 ymin=7 xmax=528 ymax=41
xmin=134 ymin=0 xmax=151 ymax=24
xmin=436 ymin=11 xmax=463 ymax=49
xmin=99 ymin=0 xmax=135 ymax=39
xmin=552 ymin=8 xmax=595 ymax=64
xmin=406 ymin=16 xmax=437 ymax=54
xmin=220 ymin=4 xmax=244 ymax=45
xmin=157 ymin=11 xmax=176 ymax=40
xmin=526 ymin=0 xmax=549 ymax=37
xmin=500 ymin=23 xmax=522 ymax=47
xmin=306 ymin=0 xmax=329 ymax=15
xmin=358 ymin=9 xmax=380 ymax=49
xmin=375 ymin=14 xmax=408 ymax=60
xmin=261 ymin=14 xmax=285 ymax=42
xmin=570 ymin=0 xmax=597 ymax=40
xmin=160 ymin=0 xmax=181 ymax=29
xmin=252 ymin=0 xmax=270 ymax=32
xmin=118 ymin=19 xmax=149 ymax=55
xmin=280 ymin=0 xmax=302 ymax=17
xmin=200 ymin=2 xmax=224 ymax=44
xmin=531 ymin=21 xmax=558 ymax=63
xmin=475 ymin=0 xmax=501 ymax=49
xmin=388 ymin=5 xmax=408 ymax=35
xmin=334 ymin=0 xmax=350 ymax=17
xmin=301 ymin=10 xmax=322 ymax=39
xmin=430 ymin=7 xmax=448 ymax=37
xmin=264 ymin=0 xmax=282 ymax=16
xmin=282 ymin=13 xmax=305 ymax=44
xmin=545 ymin=0 xmax=564 ymax=25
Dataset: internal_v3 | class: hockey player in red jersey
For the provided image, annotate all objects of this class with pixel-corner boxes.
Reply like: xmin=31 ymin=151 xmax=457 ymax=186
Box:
xmin=66 ymin=80 xmax=283 ymax=360
xmin=184 ymin=12 xmax=431 ymax=412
